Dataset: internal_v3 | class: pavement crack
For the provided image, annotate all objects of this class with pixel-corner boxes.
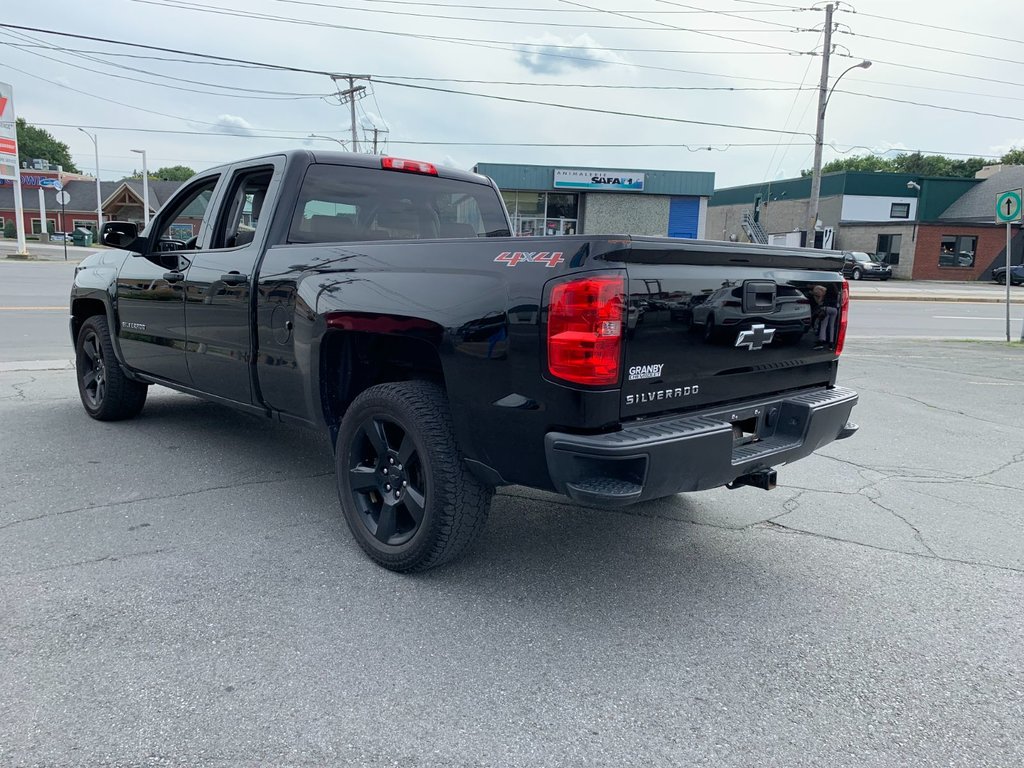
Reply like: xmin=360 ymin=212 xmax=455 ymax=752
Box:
xmin=866 ymin=494 xmax=937 ymax=557
xmin=762 ymin=520 xmax=1023 ymax=575
xmin=0 ymin=472 xmax=334 ymax=532
xmin=6 ymin=547 xmax=174 ymax=577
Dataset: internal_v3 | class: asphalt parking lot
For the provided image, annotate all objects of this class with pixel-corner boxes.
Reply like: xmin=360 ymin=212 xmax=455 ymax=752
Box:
xmin=1 ymin=339 xmax=1022 ymax=768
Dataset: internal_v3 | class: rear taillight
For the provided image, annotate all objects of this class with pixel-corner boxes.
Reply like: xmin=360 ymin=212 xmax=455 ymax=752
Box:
xmin=834 ymin=279 xmax=850 ymax=356
xmin=547 ymin=274 xmax=625 ymax=386
xmin=381 ymin=156 xmax=438 ymax=176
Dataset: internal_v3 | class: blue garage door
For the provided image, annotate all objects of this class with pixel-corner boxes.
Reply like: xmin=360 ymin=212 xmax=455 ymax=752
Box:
xmin=668 ymin=196 xmax=700 ymax=239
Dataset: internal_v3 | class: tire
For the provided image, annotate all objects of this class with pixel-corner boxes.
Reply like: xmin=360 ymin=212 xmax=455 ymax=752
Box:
xmin=75 ymin=315 xmax=148 ymax=421
xmin=996 ymin=274 xmax=1006 ymax=285
xmin=336 ymin=381 xmax=492 ymax=572
xmin=851 ymin=268 xmax=862 ymax=280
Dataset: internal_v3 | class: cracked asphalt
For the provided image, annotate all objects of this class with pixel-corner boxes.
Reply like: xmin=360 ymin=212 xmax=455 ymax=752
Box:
xmin=1 ymin=340 xmax=1022 ymax=768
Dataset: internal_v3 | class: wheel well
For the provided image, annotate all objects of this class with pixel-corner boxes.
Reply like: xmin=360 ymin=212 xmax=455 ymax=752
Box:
xmin=71 ymin=298 xmax=108 ymax=342
xmin=320 ymin=330 xmax=445 ymax=445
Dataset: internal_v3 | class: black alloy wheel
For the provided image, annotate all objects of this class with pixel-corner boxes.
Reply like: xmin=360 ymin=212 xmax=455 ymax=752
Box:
xmin=79 ymin=327 xmax=107 ymax=411
xmin=347 ymin=414 xmax=427 ymax=548
xmin=75 ymin=315 xmax=148 ymax=421
xmin=336 ymin=381 xmax=492 ymax=572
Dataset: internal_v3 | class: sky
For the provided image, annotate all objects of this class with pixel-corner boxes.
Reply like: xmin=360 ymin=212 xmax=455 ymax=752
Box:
xmin=1 ymin=0 xmax=1022 ymax=188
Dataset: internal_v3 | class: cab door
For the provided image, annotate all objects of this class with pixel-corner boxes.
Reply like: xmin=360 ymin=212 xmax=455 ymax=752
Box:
xmin=115 ymin=174 xmax=222 ymax=384
xmin=182 ymin=159 xmax=283 ymax=404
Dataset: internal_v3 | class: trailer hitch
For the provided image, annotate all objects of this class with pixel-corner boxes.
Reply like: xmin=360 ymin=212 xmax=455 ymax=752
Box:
xmin=727 ymin=468 xmax=777 ymax=491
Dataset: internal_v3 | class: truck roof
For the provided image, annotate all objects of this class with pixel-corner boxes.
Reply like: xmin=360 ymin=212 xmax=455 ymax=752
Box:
xmin=200 ymin=149 xmax=495 ymax=187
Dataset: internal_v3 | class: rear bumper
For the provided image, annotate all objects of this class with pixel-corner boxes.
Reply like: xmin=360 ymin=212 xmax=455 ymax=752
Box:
xmin=544 ymin=386 xmax=858 ymax=507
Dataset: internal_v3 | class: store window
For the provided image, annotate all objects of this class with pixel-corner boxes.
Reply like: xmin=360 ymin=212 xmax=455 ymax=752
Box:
xmin=73 ymin=219 xmax=96 ymax=234
xmin=876 ymin=233 xmax=901 ymax=265
xmin=31 ymin=218 xmax=56 ymax=235
xmin=939 ymin=235 xmax=977 ymax=267
xmin=890 ymin=202 xmax=910 ymax=219
xmin=502 ymin=190 xmax=579 ymax=236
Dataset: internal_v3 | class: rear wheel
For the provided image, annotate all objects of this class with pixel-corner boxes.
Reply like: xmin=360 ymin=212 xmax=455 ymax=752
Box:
xmin=75 ymin=315 xmax=148 ymax=421
xmin=851 ymin=268 xmax=862 ymax=280
xmin=996 ymin=274 xmax=1007 ymax=285
xmin=336 ymin=381 xmax=492 ymax=572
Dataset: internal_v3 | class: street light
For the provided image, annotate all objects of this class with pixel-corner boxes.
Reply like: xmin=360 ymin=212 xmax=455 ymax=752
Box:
xmin=130 ymin=148 xmax=150 ymax=230
xmin=77 ymin=128 xmax=104 ymax=235
xmin=308 ymin=133 xmax=349 ymax=150
xmin=806 ymin=59 xmax=872 ymax=244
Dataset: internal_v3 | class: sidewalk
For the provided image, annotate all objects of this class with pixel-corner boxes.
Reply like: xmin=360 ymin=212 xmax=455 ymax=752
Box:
xmin=0 ymin=241 xmax=98 ymax=263
xmin=849 ymin=279 xmax=1024 ymax=304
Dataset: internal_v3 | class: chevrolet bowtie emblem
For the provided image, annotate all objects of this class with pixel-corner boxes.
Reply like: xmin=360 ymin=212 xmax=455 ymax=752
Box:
xmin=735 ymin=324 xmax=775 ymax=351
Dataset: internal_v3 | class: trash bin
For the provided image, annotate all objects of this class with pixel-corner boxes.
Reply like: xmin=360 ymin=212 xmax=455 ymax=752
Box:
xmin=72 ymin=227 xmax=94 ymax=246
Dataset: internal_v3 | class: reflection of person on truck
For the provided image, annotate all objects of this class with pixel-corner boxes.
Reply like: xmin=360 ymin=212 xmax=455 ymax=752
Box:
xmin=810 ymin=284 xmax=837 ymax=349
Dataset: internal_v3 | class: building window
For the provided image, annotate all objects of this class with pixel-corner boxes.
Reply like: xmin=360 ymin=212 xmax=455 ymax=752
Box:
xmin=30 ymin=218 xmax=57 ymax=235
xmin=939 ymin=235 xmax=977 ymax=267
xmin=890 ymin=202 xmax=910 ymax=219
xmin=501 ymin=190 xmax=579 ymax=236
xmin=72 ymin=219 xmax=96 ymax=234
xmin=876 ymin=234 xmax=901 ymax=265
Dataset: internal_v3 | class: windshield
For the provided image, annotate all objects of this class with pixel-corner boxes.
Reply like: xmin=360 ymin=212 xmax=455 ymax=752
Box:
xmin=851 ymin=252 xmax=878 ymax=263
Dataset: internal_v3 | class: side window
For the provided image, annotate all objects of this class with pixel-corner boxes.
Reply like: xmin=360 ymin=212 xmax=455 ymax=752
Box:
xmin=154 ymin=176 xmax=219 ymax=252
xmin=212 ymin=167 xmax=275 ymax=249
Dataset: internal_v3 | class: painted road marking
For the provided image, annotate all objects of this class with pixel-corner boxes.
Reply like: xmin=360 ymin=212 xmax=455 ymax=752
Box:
xmin=0 ymin=306 xmax=66 ymax=311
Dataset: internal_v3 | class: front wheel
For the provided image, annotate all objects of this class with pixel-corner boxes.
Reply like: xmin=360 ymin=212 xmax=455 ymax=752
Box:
xmin=851 ymin=268 xmax=862 ymax=280
xmin=336 ymin=381 xmax=492 ymax=572
xmin=75 ymin=315 xmax=148 ymax=421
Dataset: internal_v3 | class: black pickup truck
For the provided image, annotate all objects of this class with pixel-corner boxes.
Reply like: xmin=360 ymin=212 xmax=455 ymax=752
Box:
xmin=71 ymin=150 xmax=857 ymax=571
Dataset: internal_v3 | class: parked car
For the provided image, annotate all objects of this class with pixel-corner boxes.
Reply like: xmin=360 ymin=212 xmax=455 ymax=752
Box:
xmin=992 ymin=265 xmax=1024 ymax=286
xmin=49 ymin=231 xmax=73 ymax=243
xmin=841 ymin=251 xmax=892 ymax=281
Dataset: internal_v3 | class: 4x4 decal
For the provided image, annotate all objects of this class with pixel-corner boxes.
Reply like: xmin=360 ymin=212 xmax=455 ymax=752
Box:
xmin=495 ymin=251 xmax=564 ymax=268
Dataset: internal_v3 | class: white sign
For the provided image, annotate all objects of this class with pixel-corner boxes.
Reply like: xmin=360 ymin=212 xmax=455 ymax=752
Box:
xmin=553 ymin=168 xmax=645 ymax=192
xmin=40 ymin=177 xmax=63 ymax=191
xmin=56 ymin=190 xmax=71 ymax=205
xmin=0 ymin=81 xmax=19 ymax=181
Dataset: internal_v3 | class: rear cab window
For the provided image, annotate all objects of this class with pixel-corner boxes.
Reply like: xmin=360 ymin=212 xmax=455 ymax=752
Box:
xmin=288 ymin=164 xmax=511 ymax=244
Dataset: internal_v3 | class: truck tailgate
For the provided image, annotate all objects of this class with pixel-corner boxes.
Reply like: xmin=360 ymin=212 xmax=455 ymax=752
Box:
xmin=615 ymin=239 xmax=845 ymax=420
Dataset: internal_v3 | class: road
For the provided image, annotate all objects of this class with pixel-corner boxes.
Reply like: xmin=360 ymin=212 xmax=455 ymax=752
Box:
xmin=850 ymin=299 xmax=1024 ymax=340
xmin=1 ymin=260 xmax=1022 ymax=767
xmin=2 ymin=342 xmax=1021 ymax=768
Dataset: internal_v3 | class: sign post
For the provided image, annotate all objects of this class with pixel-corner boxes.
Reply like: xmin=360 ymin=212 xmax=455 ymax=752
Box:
xmin=0 ymin=81 xmax=28 ymax=255
xmin=56 ymin=189 xmax=70 ymax=261
xmin=995 ymin=189 xmax=1022 ymax=342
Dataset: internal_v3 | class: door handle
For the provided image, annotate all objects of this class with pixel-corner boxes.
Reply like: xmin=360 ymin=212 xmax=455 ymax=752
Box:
xmin=163 ymin=271 xmax=184 ymax=283
xmin=220 ymin=272 xmax=249 ymax=286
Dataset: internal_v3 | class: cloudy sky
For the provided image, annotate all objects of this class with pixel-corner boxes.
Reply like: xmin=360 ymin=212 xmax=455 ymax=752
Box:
xmin=1 ymin=0 xmax=1022 ymax=187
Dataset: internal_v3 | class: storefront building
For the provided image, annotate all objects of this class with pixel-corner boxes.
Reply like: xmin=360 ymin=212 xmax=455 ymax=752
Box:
xmin=474 ymin=163 xmax=714 ymax=239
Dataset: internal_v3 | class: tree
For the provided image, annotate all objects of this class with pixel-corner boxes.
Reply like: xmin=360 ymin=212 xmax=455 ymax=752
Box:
xmin=3 ymin=220 xmax=16 ymax=239
xmin=1001 ymin=148 xmax=1024 ymax=166
xmin=803 ymin=152 xmax=994 ymax=179
xmin=153 ymin=165 xmax=195 ymax=181
xmin=130 ymin=165 xmax=195 ymax=181
xmin=15 ymin=119 xmax=80 ymax=173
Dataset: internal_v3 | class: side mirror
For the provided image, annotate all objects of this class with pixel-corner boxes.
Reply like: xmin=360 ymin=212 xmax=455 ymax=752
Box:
xmin=101 ymin=221 xmax=140 ymax=249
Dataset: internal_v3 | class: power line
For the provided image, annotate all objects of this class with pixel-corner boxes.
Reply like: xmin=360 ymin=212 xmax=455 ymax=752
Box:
xmin=836 ymin=89 xmax=1024 ymax=124
xmin=267 ymin=0 xmax=807 ymax=13
xmin=555 ymin=0 xmax=811 ymax=54
xmin=132 ymin=0 xmax=818 ymax=56
xmin=372 ymin=78 xmax=813 ymax=137
xmin=35 ymin=122 xmax=1013 ymax=161
xmin=0 ymin=32 xmax=331 ymax=100
xmin=841 ymin=9 xmax=1024 ymax=49
xmin=837 ymin=30 xmax=1024 ymax=70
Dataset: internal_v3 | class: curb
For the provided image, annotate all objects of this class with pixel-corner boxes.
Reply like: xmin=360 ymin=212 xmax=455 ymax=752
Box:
xmin=851 ymin=294 xmax=1024 ymax=304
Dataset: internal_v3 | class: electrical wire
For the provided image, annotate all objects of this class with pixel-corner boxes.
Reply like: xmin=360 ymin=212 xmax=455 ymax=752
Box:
xmin=841 ymin=9 xmax=1024 ymax=49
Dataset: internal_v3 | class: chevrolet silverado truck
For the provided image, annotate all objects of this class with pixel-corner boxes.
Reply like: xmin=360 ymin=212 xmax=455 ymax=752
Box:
xmin=70 ymin=150 xmax=858 ymax=571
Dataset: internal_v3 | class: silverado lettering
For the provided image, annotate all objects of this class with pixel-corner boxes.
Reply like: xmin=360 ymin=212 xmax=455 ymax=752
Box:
xmin=70 ymin=150 xmax=858 ymax=573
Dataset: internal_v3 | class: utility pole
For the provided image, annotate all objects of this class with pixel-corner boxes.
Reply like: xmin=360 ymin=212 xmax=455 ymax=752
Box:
xmin=806 ymin=2 xmax=834 ymax=247
xmin=371 ymin=127 xmax=389 ymax=154
xmin=331 ymin=75 xmax=369 ymax=153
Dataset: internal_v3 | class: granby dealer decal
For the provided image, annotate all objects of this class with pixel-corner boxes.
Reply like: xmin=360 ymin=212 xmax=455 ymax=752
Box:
xmin=494 ymin=251 xmax=565 ymax=268
xmin=628 ymin=364 xmax=664 ymax=381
